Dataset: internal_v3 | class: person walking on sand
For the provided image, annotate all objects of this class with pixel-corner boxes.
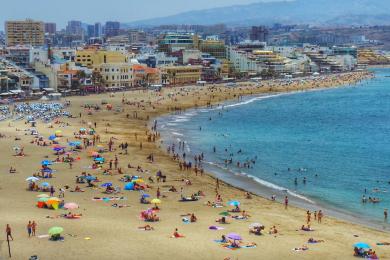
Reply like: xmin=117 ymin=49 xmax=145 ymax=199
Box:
xmin=50 ymin=186 xmax=55 ymax=197
xmin=32 ymin=221 xmax=37 ymax=236
xmin=114 ymin=156 xmax=118 ymax=170
xmin=157 ymin=187 xmax=161 ymax=199
xmin=284 ymin=196 xmax=289 ymax=209
xmin=27 ymin=221 xmax=32 ymax=237
xmin=306 ymin=211 xmax=311 ymax=224
xmin=318 ymin=210 xmax=323 ymax=223
xmin=6 ymin=224 xmax=13 ymax=241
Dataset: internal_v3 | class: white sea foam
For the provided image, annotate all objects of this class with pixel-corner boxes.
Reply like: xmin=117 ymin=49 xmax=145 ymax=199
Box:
xmin=174 ymin=118 xmax=190 ymax=122
xmin=221 ymin=93 xmax=289 ymax=110
xmin=172 ymin=132 xmax=184 ymax=136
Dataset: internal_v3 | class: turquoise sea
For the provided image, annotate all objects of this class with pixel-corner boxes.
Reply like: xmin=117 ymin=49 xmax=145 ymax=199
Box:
xmin=158 ymin=69 xmax=390 ymax=227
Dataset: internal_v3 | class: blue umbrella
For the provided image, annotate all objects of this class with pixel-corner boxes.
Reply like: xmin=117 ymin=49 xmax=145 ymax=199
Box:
xmin=142 ymin=194 xmax=150 ymax=198
xmin=52 ymin=147 xmax=64 ymax=151
xmin=101 ymin=182 xmax=112 ymax=187
xmin=48 ymin=135 xmax=56 ymax=141
xmin=124 ymin=182 xmax=134 ymax=190
xmin=228 ymin=200 xmax=240 ymax=207
xmin=354 ymin=242 xmax=371 ymax=249
xmin=86 ymin=176 xmax=96 ymax=181
xmin=41 ymin=160 xmax=52 ymax=166
xmin=40 ymin=182 xmax=50 ymax=187
xmin=94 ymin=157 xmax=104 ymax=162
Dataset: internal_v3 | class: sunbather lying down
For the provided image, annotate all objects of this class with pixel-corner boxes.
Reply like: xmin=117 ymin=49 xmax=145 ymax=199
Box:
xmin=293 ymin=245 xmax=309 ymax=251
xmin=308 ymin=238 xmax=324 ymax=243
xmin=300 ymin=225 xmax=314 ymax=231
xmin=111 ymin=203 xmax=129 ymax=208
xmin=138 ymin=225 xmax=154 ymax=231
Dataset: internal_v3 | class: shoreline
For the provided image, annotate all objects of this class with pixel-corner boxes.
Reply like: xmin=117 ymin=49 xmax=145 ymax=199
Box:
xmin=155 ymin=87 xmax=390 ymax=232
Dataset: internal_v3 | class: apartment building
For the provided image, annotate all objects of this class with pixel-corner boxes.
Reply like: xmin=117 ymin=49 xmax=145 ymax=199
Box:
xmin=5 ymin=19 xmax=45 ymax=47
xmin=75 ymin=50 xmax=128 ymax=68
xmin=95 ymin=63 xmax=133 ymax=88
xmin=161 ymin=65 xmax=202 ymax=86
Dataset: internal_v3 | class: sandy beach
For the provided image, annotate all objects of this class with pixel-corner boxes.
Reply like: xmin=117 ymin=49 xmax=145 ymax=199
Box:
xmin=1 ymin=71 xmax=389 ymax=260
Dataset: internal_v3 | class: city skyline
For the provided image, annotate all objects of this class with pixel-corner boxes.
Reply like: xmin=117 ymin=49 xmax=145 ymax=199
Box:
xmin=0 ymin=0 xmax=267 ymax=30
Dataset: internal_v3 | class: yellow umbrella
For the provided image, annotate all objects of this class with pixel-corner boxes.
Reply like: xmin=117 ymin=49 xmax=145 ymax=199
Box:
xmin=133 ymin=179 xmax=144 ymax=184
xmin=151 ymin=198 xmax=161 ymax=204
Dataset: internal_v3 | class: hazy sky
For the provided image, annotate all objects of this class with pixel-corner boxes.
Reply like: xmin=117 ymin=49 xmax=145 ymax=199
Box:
xmin=0 ymin=0 xmax=271 ymax=29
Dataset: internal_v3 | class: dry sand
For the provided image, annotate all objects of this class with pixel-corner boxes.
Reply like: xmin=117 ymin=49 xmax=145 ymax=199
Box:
xmin=1 ymin=71 xmax=389 ymax=260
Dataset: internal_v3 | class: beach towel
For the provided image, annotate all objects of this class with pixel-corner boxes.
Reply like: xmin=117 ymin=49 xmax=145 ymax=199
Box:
xmin=377 ymin=242 xmax=390 ymax=246
xmin=241 ymin=245 xmax=257 ymax=249
xmin=209 ymin=226 xmax=224 ymax=230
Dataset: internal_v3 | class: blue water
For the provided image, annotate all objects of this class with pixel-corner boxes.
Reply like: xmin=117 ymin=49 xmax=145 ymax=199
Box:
xmin=158 ymin=69 xmax=390 ymax=225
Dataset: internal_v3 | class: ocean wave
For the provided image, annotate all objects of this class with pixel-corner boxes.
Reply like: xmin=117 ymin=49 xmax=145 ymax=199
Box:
xmin=220 ymin=93 xmax=288 ymax=110
xmin=172 ymin=132 xmax=184 ymax=136
xmin=173 ymin=118 xmax=190 ymax=122
xmin=242 ymin=172 xmax=315 ymax=203
xmin=204 ymin=161 xmax=315 ymax=204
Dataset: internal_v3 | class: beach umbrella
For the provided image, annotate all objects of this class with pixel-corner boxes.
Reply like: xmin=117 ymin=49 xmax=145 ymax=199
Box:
xmin=37 ymin=194 xmax=50 ymax=198
xmin=68 ymin=142 xmax=80 ymax=147
xmin=85 ymin=176 xmax=96 ymax=181
xmin=219 ymin=211 xmax=231 ymax=216
xmin=55 ymin=130 xmax=62 ymax=137
xmin=227 ymin=233 xmax=242 ymax=241
xmin=133 ymin=179 xmax=144 ymax=184
xmin=48 ymin=226 xmax=64 ymax=235
xmin=52 ymin=147 xmax=64 ymax=151
xmin=48 ymin=135 xmax=56 ymax=141
xmin=41 ymin=160 xmax=52 ymax=166
xmin=124 ymin=182 xmax=134 ymax=190
xmin=47 ymin=197 xmax=61 ymax=202
xmin=94 ymin=157 xmax=104 ymax=162
xmin=249 ymin=223 xmax=263 ymax=228
xmin=40 ymin=182 xmax=50 ymax=187
xmin=64 ymin=202 xmax=79 ymax=210
xmin=101 ymin=182 xmax=113 ymax=187
xmin=227 ymin=200 xmax=240 ymax=207
xmin=151 ymin=198 xmax=161 ymax=204
xmin=354 ymin=242 xmax=371 ymax=249
xmin=151 ymin=198 xmax=161 ymax=209
xmin=26 ymin=176 xmax=40 ymax=182
xmin=37 ymin=197 xmax=49 ymax=202
xmin=141 ymin=194 xmax=150 ymax=198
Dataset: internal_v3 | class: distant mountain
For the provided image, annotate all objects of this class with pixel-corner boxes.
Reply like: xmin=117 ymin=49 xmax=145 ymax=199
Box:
xmin=124 ymin=0 xmax=390 ymax=27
